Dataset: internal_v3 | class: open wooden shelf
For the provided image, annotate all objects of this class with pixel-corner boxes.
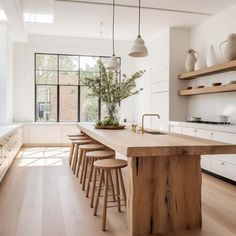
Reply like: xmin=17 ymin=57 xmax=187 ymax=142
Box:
xmin=178 ymin=60 xmax=236 ymax=80
xmin=179 ymin=83 xmax=236 ymax=96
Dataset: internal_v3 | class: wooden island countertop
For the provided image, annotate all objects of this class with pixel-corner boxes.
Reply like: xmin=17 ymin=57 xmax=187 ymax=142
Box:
xmin=77 ymin=123 xmax=236 ymax=157
xmin=77 ymin=123 xmax=236 ymax=236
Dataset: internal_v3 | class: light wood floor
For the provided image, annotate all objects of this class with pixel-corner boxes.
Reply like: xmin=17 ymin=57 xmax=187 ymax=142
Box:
xmin=0 ymin=147 xmax=235 ymax=236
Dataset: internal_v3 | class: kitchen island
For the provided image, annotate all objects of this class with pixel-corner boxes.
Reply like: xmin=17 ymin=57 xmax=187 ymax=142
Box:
xmin=78 ymin=123 xmax=236 ymax=236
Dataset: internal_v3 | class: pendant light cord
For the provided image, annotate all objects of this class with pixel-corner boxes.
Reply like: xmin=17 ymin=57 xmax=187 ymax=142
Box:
xmin=112 ymin=0 xmax=115 ymax=56
xmin=138 ymin=0 xmax=141 ymax=37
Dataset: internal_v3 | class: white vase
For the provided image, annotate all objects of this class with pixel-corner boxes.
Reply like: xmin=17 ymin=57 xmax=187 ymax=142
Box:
xmin=185 ymin=49 xmax=199 ymax=72
xmin=206 ymin=45 xmax=218 ymax=67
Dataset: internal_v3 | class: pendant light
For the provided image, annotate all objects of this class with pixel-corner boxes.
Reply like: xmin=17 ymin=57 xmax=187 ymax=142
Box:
xmin=106 ymin=0 xmax=120 ymax=71
xmin=129 ymin=0 xmax=148 ymax=57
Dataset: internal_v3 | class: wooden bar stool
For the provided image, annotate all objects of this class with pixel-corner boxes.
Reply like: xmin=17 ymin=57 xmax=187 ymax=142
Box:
xmin=68 ymin=136 xmax=90 ymax=165
xmin=71 ymin=139 xmax=93 ymax=172
xmin=76 ymin=144 xmax=104 ymax=190
xmin=67 ymin=133 xmax=85 ymax=138
xmin=93 ymin=159 xmax=127 ymax=231
xmin=85 ymin=150 xmax=115 ymax=201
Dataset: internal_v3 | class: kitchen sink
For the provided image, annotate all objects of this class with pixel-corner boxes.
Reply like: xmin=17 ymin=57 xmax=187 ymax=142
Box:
xmin=144 ymin=130 xmax=167 ymax=135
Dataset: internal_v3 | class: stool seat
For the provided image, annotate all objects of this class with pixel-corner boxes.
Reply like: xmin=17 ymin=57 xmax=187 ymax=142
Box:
xmin=80 ymin=144 xmax=104 ymax=151
xmin=94 ymin=159 xmax=127 ymax=170
xmin=69 ymin=136 xmax=88 ymax=141
xmin=72 ymin=139 xmax=92 ymax=144
xmin=86 ymin=150 xmax=115 ymax=158
xmin=68 ymin=133 xmax=85 ymax=137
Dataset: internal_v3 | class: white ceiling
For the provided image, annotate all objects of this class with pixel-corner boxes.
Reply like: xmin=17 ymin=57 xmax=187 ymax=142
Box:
xmin=7 ymin=0 xmax=236 ymax=40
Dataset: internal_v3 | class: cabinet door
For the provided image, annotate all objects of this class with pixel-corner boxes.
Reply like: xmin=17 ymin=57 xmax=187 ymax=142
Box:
xmin=151 ymin=92 xmax=169 ymax=131
xmin=201 ymin=156 xmax=212 ymax=171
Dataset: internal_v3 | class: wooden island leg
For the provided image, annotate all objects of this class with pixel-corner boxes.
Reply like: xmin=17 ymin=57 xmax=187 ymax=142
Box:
xmin=127 ymin=155 xmax=202 ymax=236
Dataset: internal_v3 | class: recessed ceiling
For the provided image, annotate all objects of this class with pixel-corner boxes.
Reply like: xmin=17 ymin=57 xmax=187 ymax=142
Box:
xmin=21 ymin=0 xmax=236 ymax=40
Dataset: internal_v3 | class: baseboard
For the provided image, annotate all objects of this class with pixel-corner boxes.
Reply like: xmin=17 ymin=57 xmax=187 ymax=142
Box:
xmin=202 ymin=169 xmax=236 ymax=186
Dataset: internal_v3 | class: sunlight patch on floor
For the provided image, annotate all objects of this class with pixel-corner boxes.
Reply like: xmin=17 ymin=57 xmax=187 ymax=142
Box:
xmin=18 ymin=147 xmax=70 ymax=167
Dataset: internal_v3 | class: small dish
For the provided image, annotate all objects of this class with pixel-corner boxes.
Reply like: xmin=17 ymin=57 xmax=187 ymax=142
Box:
xmin=212 ymin=82 xmax=222 ymax=86
xmin=186 ymin=86 xmax=192 ymax=90
xmin=197 ymin=85 xmax=204 ymax=88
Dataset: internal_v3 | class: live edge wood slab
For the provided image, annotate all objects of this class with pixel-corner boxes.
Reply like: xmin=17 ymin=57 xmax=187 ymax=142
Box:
xmin=78 ymin=123 xmax=236 ymax=236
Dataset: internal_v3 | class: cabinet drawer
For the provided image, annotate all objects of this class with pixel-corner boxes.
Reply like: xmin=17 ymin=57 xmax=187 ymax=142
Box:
xmin=211 ymin=159 xmax=236 ymax=181
xmin=182 ymin=127 xmax=195 ymax=137
xmin=212 ymin=131 xmax=236 ymax=144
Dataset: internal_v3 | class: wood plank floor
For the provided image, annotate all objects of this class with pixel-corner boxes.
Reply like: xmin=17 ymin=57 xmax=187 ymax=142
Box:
xmin=0 ymin=147 xmax=235 ymax=236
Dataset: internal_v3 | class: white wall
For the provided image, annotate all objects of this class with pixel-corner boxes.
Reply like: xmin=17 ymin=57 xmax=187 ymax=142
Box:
xmin=0 ymin=24 xmax=14 ymax=124
xmin=189 ymin=3 xmax=236 ymax=124
xmin=13 ymin=35 xmax=136 ymax=123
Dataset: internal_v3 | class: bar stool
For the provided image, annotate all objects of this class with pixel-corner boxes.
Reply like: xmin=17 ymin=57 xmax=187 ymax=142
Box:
xmin=76 ymin=144 xmax=104 ymax=190
xmin=68 ymin=136 xmax=90 ymax=165
xmin=93 ymin=159 xmax=127 ymax=231
xmin=85 ymin=150 xmax=115 ymax=201
xmin=68 ymin=133 xmax=85 ymax=138
xmin=71 ymin=139 xmax=93 ymax=172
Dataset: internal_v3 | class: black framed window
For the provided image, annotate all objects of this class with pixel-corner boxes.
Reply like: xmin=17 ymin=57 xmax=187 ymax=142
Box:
xmin=35 ymin=53 xmax=121 ymax=122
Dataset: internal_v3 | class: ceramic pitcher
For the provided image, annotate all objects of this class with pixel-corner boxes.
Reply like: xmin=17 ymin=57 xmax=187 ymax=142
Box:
xmin=185 ymin=49 xmax=199 ymax=72
xmin=219 ymin=33 xmax=236 ymax=61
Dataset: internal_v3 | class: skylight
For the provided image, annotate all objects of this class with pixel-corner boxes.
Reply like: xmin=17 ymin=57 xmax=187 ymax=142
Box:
xmin=24 ymin=13 xmax=54 ymax=24
xmin=0 ymin=9 xmax=7 ymax=21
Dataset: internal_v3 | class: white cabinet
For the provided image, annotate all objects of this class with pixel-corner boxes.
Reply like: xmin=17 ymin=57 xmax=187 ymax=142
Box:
xmin=0 ymin=127 xmax=22 ymax=182
xmin=170 ymin=123 xmax=236 ymax=182
xmin=23 ymin=124 xmax=78 ymax=145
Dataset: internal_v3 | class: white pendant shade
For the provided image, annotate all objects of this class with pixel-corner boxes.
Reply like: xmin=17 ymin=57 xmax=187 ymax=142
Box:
xmin=129 ymin=36 xmax=148 ymax=57
xmin=106 ymin=55 xmax=120 ymax=71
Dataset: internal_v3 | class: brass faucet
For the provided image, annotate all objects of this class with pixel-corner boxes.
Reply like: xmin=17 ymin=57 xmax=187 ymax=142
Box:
xmin=141 ymin=113 xmax=160 ymax=134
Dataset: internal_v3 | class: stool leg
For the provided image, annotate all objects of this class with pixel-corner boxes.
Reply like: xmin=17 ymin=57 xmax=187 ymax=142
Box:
xmin=76 ymin=148 xmax=82 ymax=178
xmin=90 ymin=167 xmax=97 ymax=208
xmin=118 ymin=168 xmax=126 ymax=207
xmin=108 ymin=170 xmax=116 ymax=202
xmin=82 ymin=156 xmax=89 ymax=191
xmin=94 ymin=169 xmax=104 ymax=216
xmin=102 ymin=170 xmax=109 ymax=231
xmin=115 ymin=169 xmax=121 ymax=212
xmin=86 ymin=159 xmax=94 ymax=197
xmin=68 ymin=143 xmax=74 ymax=165
xmin=72 ymin=144 xmax=78 ymax=172
xmin=80 ymin=150 xmax=86 ymax=183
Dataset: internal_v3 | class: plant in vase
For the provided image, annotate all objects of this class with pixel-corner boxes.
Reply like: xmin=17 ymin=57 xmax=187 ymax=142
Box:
xmin=81 ymin=60 xmax=144 ymax=128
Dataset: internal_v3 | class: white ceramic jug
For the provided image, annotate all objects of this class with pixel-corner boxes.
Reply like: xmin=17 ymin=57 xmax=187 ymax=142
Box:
xmin=185 ymin=49 xmax=199 ymax=72
xmin=206 ymin=45 xmax=218 ymax=67
xmin=219 ymin=34 xmax=236 ymax=62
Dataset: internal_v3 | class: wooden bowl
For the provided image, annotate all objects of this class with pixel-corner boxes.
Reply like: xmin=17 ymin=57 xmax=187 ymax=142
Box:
xmin=95 ymin=125 xmax=126 ymax=130
xmin=212 ymin=82 xmax=222 ymax=86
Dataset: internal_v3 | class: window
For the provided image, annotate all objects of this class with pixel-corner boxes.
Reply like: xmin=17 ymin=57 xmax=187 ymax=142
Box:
xmin=35 ymin=53 xmax=121 ymax=122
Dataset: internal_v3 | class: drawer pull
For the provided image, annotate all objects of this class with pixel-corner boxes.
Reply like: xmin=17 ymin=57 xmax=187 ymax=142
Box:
xmin=221 ymin=162 xmax=225 ymax=165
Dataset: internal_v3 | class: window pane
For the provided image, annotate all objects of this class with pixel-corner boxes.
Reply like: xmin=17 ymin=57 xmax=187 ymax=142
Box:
xmin=36 ymin=71 xmax=57 ymax=84
xmin=80 ymin=86 xmax=98 ymax=122
xmin=59 ymin=86 xmax=78 ymax=121
xmin=80 ymin=56 xmax=100 ymax=72
xmin=59 ymin=55 xmax=79 ymax=71
xmin=59 ymin=72 xmax=78 ymax=85
xmin=80 ymin=72 xmax=100 ymax=85
xmin=36 ymin=86 xmax=57 ymax=121
xmin=36 ymin=54 xmax=57 ymax=70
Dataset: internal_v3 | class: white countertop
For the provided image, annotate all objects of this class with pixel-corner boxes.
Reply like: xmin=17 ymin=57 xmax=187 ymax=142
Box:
xmin=170 ymin=121 xmax=236 ymax=134
xmin=0 ymin=124 xmax=22 ymax=143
